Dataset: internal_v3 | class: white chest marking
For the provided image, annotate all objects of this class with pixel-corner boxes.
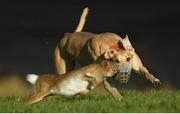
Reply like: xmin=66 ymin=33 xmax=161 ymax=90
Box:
xmin=57 ymin=77 xmax=88 ymax=96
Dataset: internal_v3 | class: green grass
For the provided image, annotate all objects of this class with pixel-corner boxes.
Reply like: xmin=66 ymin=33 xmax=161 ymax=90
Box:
xmin=0 ymin=89 xmax=179 ymax=113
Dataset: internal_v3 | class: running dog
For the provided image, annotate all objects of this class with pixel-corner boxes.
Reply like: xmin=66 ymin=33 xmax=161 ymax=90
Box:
xmin=25 ymin=60 xmax=121 ymax=105
xmin=54 ymin=7 xmax=161 ymax=86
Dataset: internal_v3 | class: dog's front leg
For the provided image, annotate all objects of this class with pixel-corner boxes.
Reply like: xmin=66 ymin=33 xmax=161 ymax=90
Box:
xmin=138 ymin=66 xmax=161 ymax=86
xmin=83 ymin=74 xmax=98 ymax=89
xmin=103 ymin=79 xmax=123 ymax=101
xmin=132 ymin=53 xmax=161 ymax=86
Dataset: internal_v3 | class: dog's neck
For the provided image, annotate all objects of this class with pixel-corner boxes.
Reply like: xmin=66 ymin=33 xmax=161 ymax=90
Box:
xmin=110 ymin=44 xmax=124 ymax=50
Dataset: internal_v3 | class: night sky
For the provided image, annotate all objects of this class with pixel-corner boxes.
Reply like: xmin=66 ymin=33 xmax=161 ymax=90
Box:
xmin=0 ymin=1 xmax=179 ymax=88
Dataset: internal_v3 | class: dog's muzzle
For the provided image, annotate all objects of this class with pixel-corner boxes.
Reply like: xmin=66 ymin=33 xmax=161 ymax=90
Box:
xmin=115 ymin=66 xmax=132 ymax=83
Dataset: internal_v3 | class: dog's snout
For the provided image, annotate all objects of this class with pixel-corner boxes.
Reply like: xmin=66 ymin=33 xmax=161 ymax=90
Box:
xmin=121 ymin=76 xmax=127 ymax=79
xmin=120 ymin=70 xmax=129 ymax=75
xmin=121 ymin=71 xmax=128 ymax=75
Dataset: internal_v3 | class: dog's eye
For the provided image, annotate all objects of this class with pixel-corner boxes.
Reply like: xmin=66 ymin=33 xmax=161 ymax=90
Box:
xmin=115 ymin=59 xmax=119 ymax=63
xmin=113 ymin=68 xmax=116 ymax=72
xmin=110 ymin=50 xmax=114 ymax=54
xmin=126 ymin=57 xmax=131 ymax=62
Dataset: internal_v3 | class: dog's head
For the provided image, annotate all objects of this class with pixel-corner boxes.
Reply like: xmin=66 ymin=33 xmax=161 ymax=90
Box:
xmin=104 ymin=35 xmax=134 ymax=83
xmin=100 ymin=59 xmax=119 ymax=77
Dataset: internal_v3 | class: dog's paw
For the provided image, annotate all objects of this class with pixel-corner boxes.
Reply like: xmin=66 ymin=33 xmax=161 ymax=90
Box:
xmin=153 ymin=78 xmax=161 ymax=87
xmin=90 ymin=86 xmax=95 ymax=90
xmin=116 ymin=96 xmax=123 ymax=101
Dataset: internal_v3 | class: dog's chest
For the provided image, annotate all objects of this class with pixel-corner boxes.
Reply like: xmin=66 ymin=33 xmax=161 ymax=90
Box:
xmin=57 ymin=76 xmax=89 ymax=96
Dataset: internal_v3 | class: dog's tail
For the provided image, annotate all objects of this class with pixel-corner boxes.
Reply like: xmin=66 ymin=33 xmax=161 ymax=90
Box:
xmin=74 ymin=7 xmax=89 ymax=32
xmin=26 ymin=74 xmax=39 ymax=85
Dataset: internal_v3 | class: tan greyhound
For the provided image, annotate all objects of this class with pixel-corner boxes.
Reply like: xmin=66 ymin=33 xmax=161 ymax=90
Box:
xmin=54 ymin=7 xmax=161 ymax=99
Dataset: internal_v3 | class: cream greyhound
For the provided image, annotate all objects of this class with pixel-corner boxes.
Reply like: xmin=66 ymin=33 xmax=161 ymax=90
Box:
xmin=26 ymin=60 xmax=120 ymax=105
xmin=54 ymin=7 xmax=161 ymax=98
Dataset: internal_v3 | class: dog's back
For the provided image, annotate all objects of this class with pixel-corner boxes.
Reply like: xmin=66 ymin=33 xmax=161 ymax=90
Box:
xmin=60 ymin=32 xmax=96 ymax=51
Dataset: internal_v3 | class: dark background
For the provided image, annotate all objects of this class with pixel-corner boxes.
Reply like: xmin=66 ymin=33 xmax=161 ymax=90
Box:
xmin=0 ymin=1 xmax=179 ymax=88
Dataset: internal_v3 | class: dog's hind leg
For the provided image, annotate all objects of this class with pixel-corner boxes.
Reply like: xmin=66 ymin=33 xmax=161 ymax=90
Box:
xmin=25 ymin=81 xmax=52 ymax=105
xmin=54 ymin=47 xmax=66 ymax=74
xmin=25 ymin=91 xmax=50 ymax=105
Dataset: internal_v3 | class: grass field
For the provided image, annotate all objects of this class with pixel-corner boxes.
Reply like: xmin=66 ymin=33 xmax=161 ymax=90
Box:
xmin=0 ymin=88 xmax=179 ymax=113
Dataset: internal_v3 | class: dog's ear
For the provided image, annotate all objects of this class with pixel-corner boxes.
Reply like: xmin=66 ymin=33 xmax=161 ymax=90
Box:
xmin=104 ymin=49 xmax=117 ymax=59
xmin=122 ymin=34 xmax=135 ymax=51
